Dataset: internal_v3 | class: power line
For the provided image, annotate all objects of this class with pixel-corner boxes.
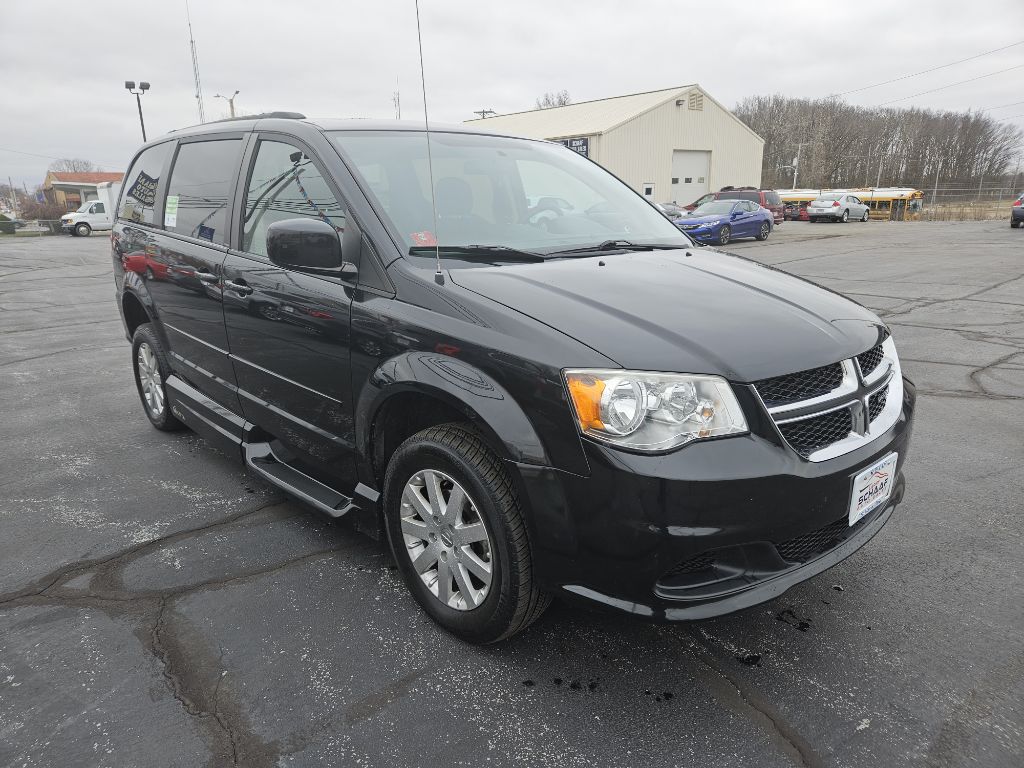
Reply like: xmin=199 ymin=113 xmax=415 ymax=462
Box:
xmin=874 ymin=63 xmax=1024 ymax=106
xmin=986 ymin=100 xmax=1024 ymax=111
xmin=833 ymin=39 xmax=1024 ymax=97
xmin=0 ymin=146 xmax=120 ymax=167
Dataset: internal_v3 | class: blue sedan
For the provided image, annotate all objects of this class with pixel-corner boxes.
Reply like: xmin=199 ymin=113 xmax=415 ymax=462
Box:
xmin=675 ymin=200 xmax=773 ymax=245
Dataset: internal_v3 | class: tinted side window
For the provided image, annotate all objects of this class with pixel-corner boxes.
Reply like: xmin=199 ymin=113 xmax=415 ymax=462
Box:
xmin=164 ymin=139 xmax=243 ymax=245
xmin=93 ymin=202 xmax=105 ymax=214
xmin=766 ymin=192 xmax=781 ymax=206
xmin=242 ymin=140 xmax=346 ymax=257
xmin=119 ymin=142 xmax=172 ymax=225
xmin=719 ymin=190 xmax=759 ymax=202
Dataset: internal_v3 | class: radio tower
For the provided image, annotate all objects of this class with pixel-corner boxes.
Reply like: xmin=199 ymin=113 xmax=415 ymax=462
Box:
xmin=186 ymin=0 xmax=206 ymax=123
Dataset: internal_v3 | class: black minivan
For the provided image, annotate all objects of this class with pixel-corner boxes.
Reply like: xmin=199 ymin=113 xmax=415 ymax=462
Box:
xmin=113 ymin=113 xmax=915 ymax=642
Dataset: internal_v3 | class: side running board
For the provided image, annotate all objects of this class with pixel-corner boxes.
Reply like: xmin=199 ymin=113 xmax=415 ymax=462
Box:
xmin=244 ymin=441 xmax=356 ymax=519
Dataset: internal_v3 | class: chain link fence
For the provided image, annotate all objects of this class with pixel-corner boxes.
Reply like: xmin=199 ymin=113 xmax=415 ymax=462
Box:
xmin=922 ymin=185 xmax=1020 ymax=222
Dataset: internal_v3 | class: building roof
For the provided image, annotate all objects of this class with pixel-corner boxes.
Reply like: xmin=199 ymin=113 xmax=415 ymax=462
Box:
xmin=464 ymin=86 xmax=700 ymax=139
xmin=48 ymin=171 xmax=124 ymax=185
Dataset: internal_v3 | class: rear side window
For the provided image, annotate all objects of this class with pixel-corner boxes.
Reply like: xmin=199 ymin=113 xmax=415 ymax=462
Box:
xmin=241 ymin=139 xmax=346 ymax=258
xmin=119 ymin=142 xmax=172 ymax=225
xmin=164 ymin=139 xmax=243 ymax=244
xmin=766 ymin=192 xmax=781 ymax=206
xmin=718 ymin=190 xmax=759 ymax=202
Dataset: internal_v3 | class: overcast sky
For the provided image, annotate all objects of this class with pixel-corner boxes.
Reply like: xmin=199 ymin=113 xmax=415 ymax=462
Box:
xmin=1 ymin=0 xmax=1022 ymax=188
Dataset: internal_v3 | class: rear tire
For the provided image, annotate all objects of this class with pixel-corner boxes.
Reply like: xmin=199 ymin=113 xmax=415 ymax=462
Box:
xmin=75 ymin=222 xmax=91 ymax=237
xmin=131 ymin=323 xmax=186 ymax=432
xmin=383 ymin=424 xmax=550 ymax=643
xmin=756 ymin=221 xmax=771 ymax=241
xmin=717 ymin=225 xmax=731 ymax=245
xmin=1012 ymin=219 xmax=1021 ymax=229
xmin=840 ymin=209 xmax=849 ymax=223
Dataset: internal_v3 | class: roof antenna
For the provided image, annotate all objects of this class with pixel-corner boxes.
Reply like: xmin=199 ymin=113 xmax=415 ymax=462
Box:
xmin=185 ymin=0 xmax=206 ymax=123
xmin=414 ymin=0 xmax=443 ymax=284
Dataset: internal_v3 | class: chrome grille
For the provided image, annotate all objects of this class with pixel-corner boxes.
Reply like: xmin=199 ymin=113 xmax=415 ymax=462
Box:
xmin=754 ymin=336 xmax=902 ymax=462
xmin=857 ymin=344 xmax=885 ymax=377
xmin=778 ymin=409 xmax=853 ymax=459
xmin=753 ymin=363 xmax=844 ymax=408
xmin=868 ymin=389 xmax=887 ymax=421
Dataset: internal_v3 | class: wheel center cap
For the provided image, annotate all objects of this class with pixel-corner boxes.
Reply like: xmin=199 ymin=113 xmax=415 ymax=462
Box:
xmin=440 ymin=527 xmax=454 ymax=547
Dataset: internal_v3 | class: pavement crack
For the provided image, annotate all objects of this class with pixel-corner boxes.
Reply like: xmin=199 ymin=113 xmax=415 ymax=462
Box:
xmin=0 ymin=500 xmax=284 ymax=607
xmin=679 ymin=633 xmax=825 ymax=768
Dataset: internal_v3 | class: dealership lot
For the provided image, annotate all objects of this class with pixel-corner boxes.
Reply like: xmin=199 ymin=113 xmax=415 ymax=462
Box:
xmin=1 ymin=222 xmax=1021 ymax=767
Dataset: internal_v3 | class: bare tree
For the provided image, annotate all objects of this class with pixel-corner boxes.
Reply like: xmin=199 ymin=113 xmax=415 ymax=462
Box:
xmin=535 ymin=90 xmax=571 ymax=110
xmin=734 ymin=95 xmax=1023 ymax=196
xmin=48 ymin=158 xmax=99 ymax=173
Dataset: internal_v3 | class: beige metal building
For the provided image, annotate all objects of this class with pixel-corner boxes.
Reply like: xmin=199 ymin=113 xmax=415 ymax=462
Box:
xmin=465 ymin=85 xmax=764 ymax=205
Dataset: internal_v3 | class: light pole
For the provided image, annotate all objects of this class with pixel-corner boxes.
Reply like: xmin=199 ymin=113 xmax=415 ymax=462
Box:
xmin=214 ymin=90 xmax=240 ymax=118
xmin=124 ymin=81 xmax=150 ymax=141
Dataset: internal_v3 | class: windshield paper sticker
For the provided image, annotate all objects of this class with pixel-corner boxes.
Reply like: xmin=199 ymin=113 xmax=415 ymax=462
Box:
xmin=164 ymin=195 xmax=179 ymax=227
xmin=410 ymin=231 xmax=437 ymax=247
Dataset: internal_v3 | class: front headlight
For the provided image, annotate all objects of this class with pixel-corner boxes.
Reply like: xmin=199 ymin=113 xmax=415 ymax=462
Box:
xmin=564 ymin=369 xmax=747 ymax=452
xmin=708 ymin=219 xmax=721 ymax=226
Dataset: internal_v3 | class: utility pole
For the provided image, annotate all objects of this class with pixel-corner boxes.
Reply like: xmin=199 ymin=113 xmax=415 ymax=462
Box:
xmin=214 ymin=90 xmax=240 ymax=118
xmin=931 ymin=159 xmax=942 ymax=216
xmin=124 ymin=81 xmax=150 ymax=141
xmin=8 ymin=176 xmax=18 ymax=217
xmin=473 ymin=108 xmax=496 ymax=119
xmin=791 ymin=142 xmax=808 ymax=189
xmin=875 ymin=150 xmax=884 ymax=188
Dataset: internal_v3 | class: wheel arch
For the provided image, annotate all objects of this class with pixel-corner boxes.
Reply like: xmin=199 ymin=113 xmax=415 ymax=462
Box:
xmin=356 ymin=352 xmax=554 ymax=488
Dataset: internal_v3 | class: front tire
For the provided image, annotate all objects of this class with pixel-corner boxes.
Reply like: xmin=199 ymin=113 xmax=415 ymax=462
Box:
xmin=755 ymin=221 xmax=771 ymax=241
xmin=861 ymin=209 xmax=870 ymax=222
xmin=383 ymin=424 xmax=550 ymax=643
xmin=75 ymin=222 xmax=91 ymax=237
xmin=717 ymin=225 xmax=731 ymax=245
xmin=131 ymin=323 xmax=185 ymax=432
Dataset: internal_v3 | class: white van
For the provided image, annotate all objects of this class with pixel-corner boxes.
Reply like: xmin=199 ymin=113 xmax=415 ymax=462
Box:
xmin=61 ymin=181 xmax=120 ymax=236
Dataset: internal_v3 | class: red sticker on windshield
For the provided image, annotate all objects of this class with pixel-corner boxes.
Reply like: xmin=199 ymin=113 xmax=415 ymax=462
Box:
xmin=410 ymin=230 xmax=437 ymax=247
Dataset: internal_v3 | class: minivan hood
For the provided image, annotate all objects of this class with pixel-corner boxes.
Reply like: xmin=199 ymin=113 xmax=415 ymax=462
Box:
xmin=448 ymin=249 xmax=884 ymax=382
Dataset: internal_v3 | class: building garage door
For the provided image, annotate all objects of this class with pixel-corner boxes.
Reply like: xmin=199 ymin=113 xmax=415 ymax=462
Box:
xmin=670 ymin=150 xmax=710 ymax=204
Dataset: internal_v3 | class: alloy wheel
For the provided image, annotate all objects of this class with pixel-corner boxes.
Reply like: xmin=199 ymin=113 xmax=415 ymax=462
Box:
xmin=137 ymin=342 xmax=164 ymax=417
xmin=719 ymin=226 xmax=730 ymax=245
xmin=400 ymin=469 xmax=493 ymax=610
xmin=760 ymin=222 xmax=769 ymax=239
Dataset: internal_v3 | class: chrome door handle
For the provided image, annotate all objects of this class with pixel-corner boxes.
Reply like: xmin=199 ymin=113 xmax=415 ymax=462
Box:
xmin=224 ymin=280 xmax=253 ymax=296
xmin=196 ymin=271 xmax=218 ymax=283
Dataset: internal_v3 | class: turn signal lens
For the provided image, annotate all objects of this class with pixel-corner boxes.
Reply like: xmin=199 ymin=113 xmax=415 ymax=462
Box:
xmin=566 ymin=374 xmax=605 ymax=430
xmin=564 ymin=369 xmax=748 ymax=452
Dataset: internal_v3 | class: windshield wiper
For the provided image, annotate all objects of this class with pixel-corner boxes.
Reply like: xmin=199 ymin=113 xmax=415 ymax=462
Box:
xmin=408 ymin=245 xmax=546 ymax=262
xmin=547 ymin=240 xmax=685 ymax=256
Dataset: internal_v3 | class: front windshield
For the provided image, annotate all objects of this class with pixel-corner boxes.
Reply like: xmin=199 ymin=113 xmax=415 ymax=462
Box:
xmin=692 ymin=201 xmax=736 ymax=216
xmin=76 ymin=202 xmax=92 ymax=212
xmin=330 ymin=130 xmax=688 ymax=256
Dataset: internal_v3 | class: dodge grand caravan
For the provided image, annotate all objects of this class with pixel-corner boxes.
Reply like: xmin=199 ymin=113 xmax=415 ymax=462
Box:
xmin=112 ymin=113 xmax=915 ymax=642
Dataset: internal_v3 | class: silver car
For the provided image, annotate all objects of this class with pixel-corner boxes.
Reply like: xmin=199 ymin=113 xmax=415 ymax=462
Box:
xmin=808 ymin=193 xmax=870 ymax=223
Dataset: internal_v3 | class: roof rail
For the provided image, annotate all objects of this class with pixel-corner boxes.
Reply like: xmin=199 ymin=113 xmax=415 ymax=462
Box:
xmin=170 ymin=112 xmax=307 ymax=133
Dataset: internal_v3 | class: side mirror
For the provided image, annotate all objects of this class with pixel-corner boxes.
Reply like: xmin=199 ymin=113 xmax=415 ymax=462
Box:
xmin=266 ymin=218 xmax=356 ymax=279
xmin=731 ymin=211 xmax=742 ymax=218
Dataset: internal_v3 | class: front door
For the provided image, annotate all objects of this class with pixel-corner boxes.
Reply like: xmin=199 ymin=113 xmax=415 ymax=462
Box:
xmin=222 ymin=136 xmax=358 ymax=491
xmin=147 ymin=136 xmax=245 ymax=411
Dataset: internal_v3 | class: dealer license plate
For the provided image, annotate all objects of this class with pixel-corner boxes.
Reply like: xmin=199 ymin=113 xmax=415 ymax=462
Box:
xmin=849 ymin=452 xmax=898 ymax=526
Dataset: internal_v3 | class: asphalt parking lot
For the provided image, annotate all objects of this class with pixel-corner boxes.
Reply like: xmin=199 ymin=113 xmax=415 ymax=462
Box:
xmin=1 ymin=221 xmax=1022 ymax=768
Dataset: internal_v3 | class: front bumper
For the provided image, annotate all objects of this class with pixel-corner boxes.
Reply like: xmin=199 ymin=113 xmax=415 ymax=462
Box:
xmin=517 ymin=377 xmax=916 ymax=621
xmin=677 ymin=225 xmax=718 ymax=241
